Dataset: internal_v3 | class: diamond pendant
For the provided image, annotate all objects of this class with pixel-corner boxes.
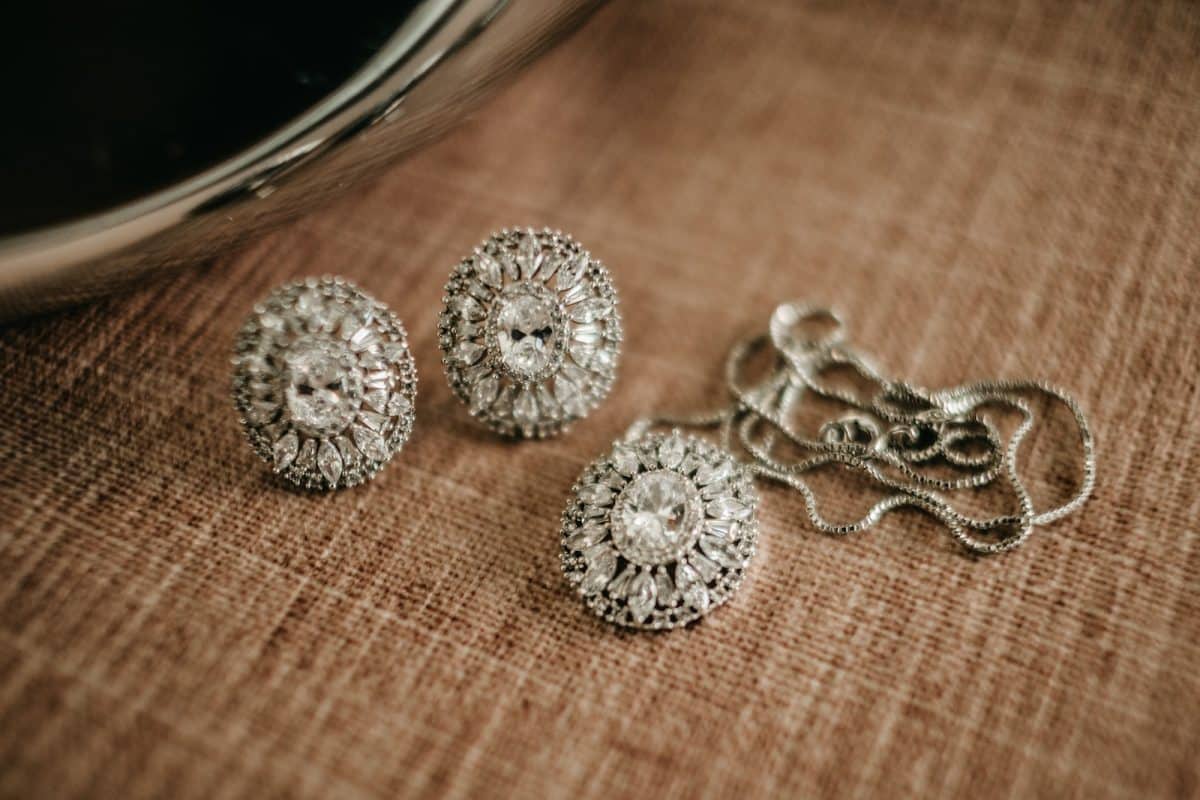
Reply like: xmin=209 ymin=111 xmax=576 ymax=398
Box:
xmin=559 ymin=431 xmax=760 ymax=630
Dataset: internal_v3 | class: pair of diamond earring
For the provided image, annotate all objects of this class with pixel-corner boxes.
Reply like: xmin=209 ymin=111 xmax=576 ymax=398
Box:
xmin=231 ymin=228 xmax=623 ymax=490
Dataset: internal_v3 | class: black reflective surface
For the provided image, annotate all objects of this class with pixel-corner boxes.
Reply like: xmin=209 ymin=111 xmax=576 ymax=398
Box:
xmin=0 ymin=2 xmax=416 ymax=236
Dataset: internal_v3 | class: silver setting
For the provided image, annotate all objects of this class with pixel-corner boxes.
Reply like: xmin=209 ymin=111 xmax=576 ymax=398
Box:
xmin=232 ymin=277 xmax=417 ymax=490
xmin=439 ymin=227 xmax=622 ymax=438
xmin=560 ymin=431 xmax=759 ymax=630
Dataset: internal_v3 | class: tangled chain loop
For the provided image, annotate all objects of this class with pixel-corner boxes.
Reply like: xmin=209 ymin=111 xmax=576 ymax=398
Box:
xmin=626 ymin=303 xmax=1096 ymax=554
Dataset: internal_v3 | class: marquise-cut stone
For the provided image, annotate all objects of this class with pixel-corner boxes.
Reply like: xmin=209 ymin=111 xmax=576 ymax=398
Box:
xmin=535 ymin=383 xmax=559 ymax=417
xmin=581 ymin=545 xmax=617 ymax=594
xmin=247 ymin=400 xmax=278 ymax=426
xmin=451 ymin=295 xmax=485 ymax=321
xmin=454 ymin=341 xmax=486 ymax=366
xmin=556 ymin=252 xmax=588 ymax=291
xmin=675 ymin=562 xmax=710 ymax=612
xmin=317 ymin=439 xmax=343 ymax=485
xmin=607 ymin=566 xmax=637 ymax=599
xmin=658 ymin=436 xmax=685 ymax=470
xmin=700 ymin=534 xmax=743 ymax=568
xmin=577 ymin=483 xmax=614 ymax=507
xmin=678 ymin=453 xmax=705 ymax=477
xmin=513 ymin=389 xmax=539 ymax=427
xmin=335 ymin=435 xmax=360 ymax=466
xmin=476 ymin=251 xmax=503 ymax=288
xmin=295 ymin=438 xmax=317 ymax=470
xmin=554 ymin=377 xmax=586 ymax=416
xmin=655 ymin=570 xmax=676 ymax=606
xmin=516 ymin=232 xmax=544 ymax=279
xmin=589 ymin=348 xmax=615 ymax=372
xmin=470 ymin=374 xmax=500 ymax=413
xmin=707 ymin=497 xmax=753 ymax=521
xmin=273 ymin=431 xmax=299 ymax=471
xmin=694 ymin=460 xmax=734 ymax=487
xmin=569 ymin=339 xmax=596 ymax=368
xmin=566 ymin=523 xmax=608 ymax=551
xmin=611 ymin=444 xmax=640 ymax=477
xmin=386 ymin=394 xmax=412 ymax=417
xmin=627 ymin=571 xmax=657 ymax=623
xmin=352 ymin=425 xmax=388 ymax=462
xmin=466 ymin=280 xmax=492 ymax=303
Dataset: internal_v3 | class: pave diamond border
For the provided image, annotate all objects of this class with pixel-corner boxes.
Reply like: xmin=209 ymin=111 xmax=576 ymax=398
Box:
xmin=560 ymin=431 xmax=760 ymax=630
xmin=439 ymin=227 xmax=622 ymax=438
xmin=232 ymin=276 xmax=417 ymax=490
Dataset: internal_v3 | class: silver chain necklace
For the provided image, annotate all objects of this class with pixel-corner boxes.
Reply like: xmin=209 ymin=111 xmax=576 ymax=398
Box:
xmin=559 ymin=303 xmax=1096 ymax=631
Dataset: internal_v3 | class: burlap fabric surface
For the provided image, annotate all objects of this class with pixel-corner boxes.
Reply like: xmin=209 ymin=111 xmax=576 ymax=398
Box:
xmin=2 ymin=2 xmax=1198 ymax=798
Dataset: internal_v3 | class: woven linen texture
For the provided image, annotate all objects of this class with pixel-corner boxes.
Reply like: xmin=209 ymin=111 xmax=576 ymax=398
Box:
xmin=1 ymin=2 xmax=1198 ymax=797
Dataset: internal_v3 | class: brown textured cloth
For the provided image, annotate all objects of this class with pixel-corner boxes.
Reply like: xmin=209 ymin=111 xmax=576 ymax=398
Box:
xmin=2 ymin=2 xmax=1198 ymax=797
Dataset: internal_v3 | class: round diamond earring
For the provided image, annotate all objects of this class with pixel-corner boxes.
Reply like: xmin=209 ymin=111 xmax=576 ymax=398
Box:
xmin=439 ymin=227 xmax=622 ymax=438
xmin=232 ymin=276 xmax=417 ymax=489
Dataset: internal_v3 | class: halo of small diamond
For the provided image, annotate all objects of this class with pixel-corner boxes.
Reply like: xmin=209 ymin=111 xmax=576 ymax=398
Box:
xmin=439 ymin=227 xmax=622 ymax=438
xmin=232 ymin=277 xmax=417 ymax=490
xmin=560 ymin=432 xmax=759 ymax=630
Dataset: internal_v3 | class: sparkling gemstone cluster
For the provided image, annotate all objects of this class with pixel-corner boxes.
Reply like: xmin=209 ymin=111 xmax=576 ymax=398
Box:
xmin=439 ymin=228 xmax=621 ymax=437
xmin=232 ymin=277 xmax=417 ymax=489
xmin=560 ymin=432 xmax=759 ymax=630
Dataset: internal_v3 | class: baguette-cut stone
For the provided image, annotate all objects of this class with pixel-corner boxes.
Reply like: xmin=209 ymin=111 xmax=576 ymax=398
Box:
xmin=569 ymin=298 xmax=613 ymax=323
xmin=689 ymin=551 xmax=721 ymax=582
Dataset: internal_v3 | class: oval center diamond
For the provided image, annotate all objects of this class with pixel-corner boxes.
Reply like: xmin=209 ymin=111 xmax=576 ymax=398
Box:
xmin=283 ymin=338 xmax=364 ymax=437
xmin=494 ymin=287 xmax=561 ymax=378
xmin=612 ymin=470 xmax=702 ymax=566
